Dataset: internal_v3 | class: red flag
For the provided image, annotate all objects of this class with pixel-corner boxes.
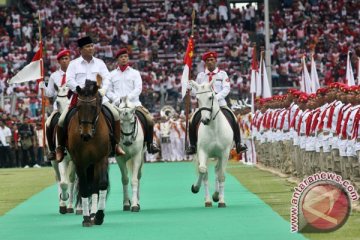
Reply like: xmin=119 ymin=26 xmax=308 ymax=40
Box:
xmin=181 ymin=36 xmax=194 ymax=99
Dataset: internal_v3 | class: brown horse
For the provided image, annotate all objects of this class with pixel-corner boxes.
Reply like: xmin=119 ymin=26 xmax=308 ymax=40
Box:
xmin=67 ymin=80 xmax=111 ymax=227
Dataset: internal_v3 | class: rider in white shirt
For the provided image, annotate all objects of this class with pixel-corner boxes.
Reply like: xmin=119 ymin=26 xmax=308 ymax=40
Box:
xmin=55 ymin=36 xmax=125 ymax=162
xmin=40 ymin=49 xmax=71 ymax=160
xmin=106 ymin=48 xmax=160 ymax=154
xmin=186 ymin=51 xmax=247 ymax=154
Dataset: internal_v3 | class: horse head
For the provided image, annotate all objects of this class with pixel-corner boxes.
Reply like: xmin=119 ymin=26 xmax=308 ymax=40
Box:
xmin=55 ymin=85 xmax=70 ymax=114
xmin=190 ymin=80 xmax=219 ymax=125
xmin=76 ymin=80 xmax=102 ymax=141
xmin=118 ymin=96 xmax=137 ymax=146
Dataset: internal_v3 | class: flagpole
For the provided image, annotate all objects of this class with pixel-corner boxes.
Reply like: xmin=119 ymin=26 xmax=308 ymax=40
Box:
xmin=38 ymin=13 xmax=46 ymax=158
xmin=184 ymin=9 xmax=195 ymax=152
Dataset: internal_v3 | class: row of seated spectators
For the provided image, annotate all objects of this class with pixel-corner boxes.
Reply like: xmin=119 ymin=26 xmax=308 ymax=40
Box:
xmin=0 ymin=0 xmax=359 ymax=119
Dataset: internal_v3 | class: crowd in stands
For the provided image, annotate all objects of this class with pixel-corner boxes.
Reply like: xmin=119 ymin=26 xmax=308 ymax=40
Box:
xmin=0 ymin=0 xmax=360 ymax=167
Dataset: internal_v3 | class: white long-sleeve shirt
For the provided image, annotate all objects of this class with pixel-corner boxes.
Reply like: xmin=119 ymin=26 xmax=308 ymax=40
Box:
xmin=106 ymin=66 xmax=142 ymax=106
xmin=46 ymin=69 xmax=66 ymax=98
xmin=193 ymin=67 xmax=230 ymax=107
xmin=66 ymin=56 xmax=110 ymax=93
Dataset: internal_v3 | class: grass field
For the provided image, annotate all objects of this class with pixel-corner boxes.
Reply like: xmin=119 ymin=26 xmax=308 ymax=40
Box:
xmin=1 ymin=162 xmax=360 ymax=239
xmin=227 ymin=161 xmax=360 ymax=240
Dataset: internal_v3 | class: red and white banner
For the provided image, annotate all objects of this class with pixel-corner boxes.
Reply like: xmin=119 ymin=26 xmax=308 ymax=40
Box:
xmin=181 ymin=36 xmax=194 ymax=99
xmin=8 ymin=42 xmax=43 ymax=84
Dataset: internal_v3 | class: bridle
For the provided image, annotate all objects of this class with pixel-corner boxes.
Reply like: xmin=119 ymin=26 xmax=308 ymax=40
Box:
xmin=120 ymin=108 xmax=138 ymax=143
xmin=196 ymin=90 xmax=220 ymax=121
xmin=77 ymin=96 xmax=101 ymax=135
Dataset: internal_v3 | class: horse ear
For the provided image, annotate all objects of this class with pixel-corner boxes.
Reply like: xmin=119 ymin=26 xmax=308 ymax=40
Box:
xmin=189 ymin=80 xmax=198 ymax=91
xmin=96 ymin=74 xmax=102 ymax=87
xmin=76 ymin=86 xmax=82 ymax=94
xmin=54 ymin=84 xmax=59 ymax=92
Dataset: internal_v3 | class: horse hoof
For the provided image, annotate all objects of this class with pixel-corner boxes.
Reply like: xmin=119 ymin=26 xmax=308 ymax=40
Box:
xmin=59 ymin=206 xmax=67 ymax=214
xmin=131 ymin=205 xmax=140 ymax=212
xmin=123 ymin=205 xmax=131 ymax=211
xmin=191 ymin=185 xmax=199 ymax=194
xmin=76 ymin=209 xmax=83 ymax=215
xmin=82 ymin=216 xmax=92 ymax=227
xmin=94 ymin=210 xmax=104 ymax=225
xmin=218 ymin=202 xmax=226 ymax=208
xmin=67 ymin=208 xmax=74 ymax=213
xmin=212 ymin=192 xmax=219 ymax=202
xmin=205 ymin=202 xmax=212 ymax=207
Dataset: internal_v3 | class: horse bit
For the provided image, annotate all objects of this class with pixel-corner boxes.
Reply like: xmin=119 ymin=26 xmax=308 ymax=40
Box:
xmin=196 ymin=90 xmax=220 ymax=121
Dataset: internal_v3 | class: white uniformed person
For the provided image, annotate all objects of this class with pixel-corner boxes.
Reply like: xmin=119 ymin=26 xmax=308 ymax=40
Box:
xmin=106 ymin=48 xmax=160 ymax=154
xmin=39 ymin=49 xmax=71 ymax=160
xmin=56 ymin=36 xmax=125 ymax=162
xmin=186 ymin=51 xmax=247 ymax=154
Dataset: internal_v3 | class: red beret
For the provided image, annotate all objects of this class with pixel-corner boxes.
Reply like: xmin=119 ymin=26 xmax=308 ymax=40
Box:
xmin=298 ymin=94 xmax=308 ymax=103
xmin=316 ymin=88 xmax=328 ymax=95
xmin=115 ymin=48 xmax=128 ymax=58
xmin=202 ymin=51 xmax=217 ymax=61
xmin=56 ymin=49 xmax=70 ymax=60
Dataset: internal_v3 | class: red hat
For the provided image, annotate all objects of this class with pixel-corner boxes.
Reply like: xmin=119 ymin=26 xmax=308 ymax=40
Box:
xmin=202 ymin=51 xmax=217 ymax=61
xmin=316 ymin=88 xmax=328 ymax=95
xmin=298 ymin=94 xmax=308 ymax=103
xmin=115 ymin=48 xmax=128 ymax=58
xmin=56 ymin=49 xmax=70 ymax=60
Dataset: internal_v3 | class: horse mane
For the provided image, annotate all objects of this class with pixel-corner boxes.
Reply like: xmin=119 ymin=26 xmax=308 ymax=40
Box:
xmin=77 ymin=80 xmax=99 ymax=97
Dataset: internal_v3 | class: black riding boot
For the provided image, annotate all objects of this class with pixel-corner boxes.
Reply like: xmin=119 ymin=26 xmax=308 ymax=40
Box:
xmin=186 ymin=111 xmax=201 ymax=155
xmin=55 ymin=126 xmax=67 ymax=162
xmin=221 ymin=107 xmax=247 ymax=154
xmin=46 ymin=125 xmax=56 ymax=161
xmin=146 ymin=122 xmax=160 ymax=154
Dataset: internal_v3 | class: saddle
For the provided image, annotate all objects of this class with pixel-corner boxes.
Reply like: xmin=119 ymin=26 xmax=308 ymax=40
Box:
xmin=194 ymin=108 xmax=233 ymax=137
xmin=63 ymin=105 xmax=115 ymax=136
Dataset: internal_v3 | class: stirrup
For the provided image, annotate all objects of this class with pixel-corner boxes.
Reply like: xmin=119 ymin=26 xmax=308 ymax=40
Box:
xmin=186 ymin=145 xmax=196 ymax=155
xmin=147 ymin=143 xmax=160 ymax=154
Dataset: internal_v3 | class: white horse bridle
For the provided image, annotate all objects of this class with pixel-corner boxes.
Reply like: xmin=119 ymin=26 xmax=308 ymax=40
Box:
xmin=120 ymin=107 xmax=139 ymax=144
xmin=196 ymin=90 xmax=220 ymax=122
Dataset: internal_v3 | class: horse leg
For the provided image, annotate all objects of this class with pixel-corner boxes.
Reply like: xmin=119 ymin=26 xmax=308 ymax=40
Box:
xmin=192 ymin=152 xmax=206 ymax=194
xmin=67 ymin=160 xmax=76 ymax=213
xmin=130 ymin=157 xmax=142 ymax=212
xmin=59 ymin=160 xmax=69 ymax=202
xmin=90 ymin=193 xmax=98 ymax=221
xmin=51 ymin=160 xmax=66 ymax=214
xmin=215 ymin=154 xmax=228 ymax=208
xmin=94 ymin=160 xmax=109 ymax=225
xmin=118 ymin=158 xmax=131 ymax=211
xmin=77 ymin=170 xmax=92 ymax=227
xmin=203 ymin=172 xmax=212 ymax=207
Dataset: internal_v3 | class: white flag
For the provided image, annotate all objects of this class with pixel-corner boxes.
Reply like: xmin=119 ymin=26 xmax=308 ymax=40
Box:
xmin=346 ymin=51 xmax=355 ymax=86
xmin=300 ymin=56 xmax=312 ymax=94
xmin=310 ymin=55 xmax=320 ymax=92
xmin=262 ymin=59 xmax=272 ymax=98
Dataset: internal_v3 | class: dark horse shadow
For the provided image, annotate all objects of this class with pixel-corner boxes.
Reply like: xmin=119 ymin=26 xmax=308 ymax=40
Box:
xmin=67 ymin=80 xmax=111 ymax=227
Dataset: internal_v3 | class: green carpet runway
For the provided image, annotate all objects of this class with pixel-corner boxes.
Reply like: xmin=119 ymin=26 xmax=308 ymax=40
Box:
xmin=0 ymin=162 xmax=305 ymax=240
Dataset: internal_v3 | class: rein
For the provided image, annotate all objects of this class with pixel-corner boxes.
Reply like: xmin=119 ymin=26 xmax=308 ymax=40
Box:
xmin=121 ymin=114 xmax=138 ymax=142
xmin=196 ymin=90 xmax=220 ymax=121
xmin=77 ymin=96 xmax=101 ymax=135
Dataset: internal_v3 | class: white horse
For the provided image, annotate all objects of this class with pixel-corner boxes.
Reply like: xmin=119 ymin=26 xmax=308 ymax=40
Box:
xmin=189 ymin=80 xmax=233 ymax=208
xmin=115 ymin=97 xmax=145 ymax=212
xmin=46 ymin=85 xmax=78 ymax=214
